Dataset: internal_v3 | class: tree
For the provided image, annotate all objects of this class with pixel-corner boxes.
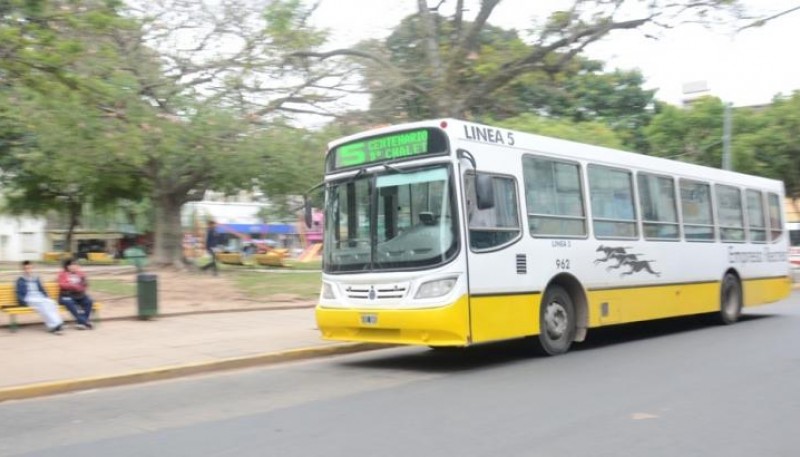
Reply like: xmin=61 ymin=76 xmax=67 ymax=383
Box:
xmin=0 ymin=86 xmax=139 ymax=252
xmin=645 ymin=97 xmax=725 ymax=167
xmin=737 ymin=92 xmax=800 ymax=205
xmin=644 ymin=96 xmax=762 ymax=173
xmin=492 ymin=113 xmax=624 ymax=149
xmin=2 ymin=1 xmax=349 ymax=267
xmin=99 ymin=0 xmax=354 ymax=266
xmin=294 ymin=0 xmax=747 ymax=121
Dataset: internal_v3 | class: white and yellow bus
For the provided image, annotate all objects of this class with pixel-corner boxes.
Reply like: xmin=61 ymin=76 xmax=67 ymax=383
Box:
xmin=313 ymin=119 xmax=791 ymax=355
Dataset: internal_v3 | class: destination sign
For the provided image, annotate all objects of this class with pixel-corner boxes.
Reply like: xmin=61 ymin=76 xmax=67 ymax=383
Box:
xmin=330 ymin=128 xmax=448 ymax=170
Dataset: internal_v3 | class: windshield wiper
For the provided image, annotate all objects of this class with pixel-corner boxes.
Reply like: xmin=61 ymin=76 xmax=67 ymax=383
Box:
xmin=341 ymin=167 xmax=367 ymax=184
xmin=382 ymin=163 xmax=410 ymax=174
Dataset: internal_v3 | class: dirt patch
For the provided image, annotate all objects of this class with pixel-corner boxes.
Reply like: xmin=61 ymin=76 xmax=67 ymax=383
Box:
xmin=88 ymin=268 xmax=314 ymax=319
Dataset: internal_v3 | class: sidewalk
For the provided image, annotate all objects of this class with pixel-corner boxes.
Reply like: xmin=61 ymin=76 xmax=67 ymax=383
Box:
xmin=0 ymin=290 xmax=383 ymax=402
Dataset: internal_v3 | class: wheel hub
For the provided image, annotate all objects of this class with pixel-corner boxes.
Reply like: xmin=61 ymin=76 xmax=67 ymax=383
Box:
xmin=544 ymin=301 xmax=568 ymax=339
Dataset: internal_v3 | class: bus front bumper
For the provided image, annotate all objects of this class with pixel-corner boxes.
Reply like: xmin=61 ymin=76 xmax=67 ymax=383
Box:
xmin=315 ymin=295 xmax=470 ymax=347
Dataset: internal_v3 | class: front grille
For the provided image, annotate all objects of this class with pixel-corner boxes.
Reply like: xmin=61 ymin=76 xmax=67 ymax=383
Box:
xmin=345 ymin=283 xmax=409 ymax=300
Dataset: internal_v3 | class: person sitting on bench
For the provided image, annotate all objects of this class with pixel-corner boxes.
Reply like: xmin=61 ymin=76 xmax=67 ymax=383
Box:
xmin=58 ymin=259 xmax=95 ymax=330
xmin=15 ymin=261 xmax=65 ymax=334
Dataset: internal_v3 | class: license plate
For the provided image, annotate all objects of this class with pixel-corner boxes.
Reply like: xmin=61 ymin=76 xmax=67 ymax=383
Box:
xmin=360 ymin=313 xmax=378 ymax=325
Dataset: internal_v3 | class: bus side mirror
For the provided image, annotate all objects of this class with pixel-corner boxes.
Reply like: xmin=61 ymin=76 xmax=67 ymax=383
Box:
xmin=304 ymin=198 xmax=313 ymax=228
xmin=476 ymin=174 xmax=495 ymax=210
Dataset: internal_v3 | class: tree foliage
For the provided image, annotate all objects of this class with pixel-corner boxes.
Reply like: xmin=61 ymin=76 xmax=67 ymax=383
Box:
xmin=2 ymin=0 xmax=798 ymax=266
xmin=492 ymin=113 xmax=624 ymax=149
xmin=644 ymin=96 xmax=764 ymax=173
xmin=294 ymin=0 xmax=745 ymax=121
xmin=736 ymin=92 xmax=800 ymax=200
xmin=1 ymin=0 xmax=351 ymax=266
xmin=0 ymin=85 xmax=140 ymax=251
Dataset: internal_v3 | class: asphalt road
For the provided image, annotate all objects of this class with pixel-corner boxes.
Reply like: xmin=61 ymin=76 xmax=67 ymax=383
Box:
xmin=2 ymin=294 xmax=799 ymax=457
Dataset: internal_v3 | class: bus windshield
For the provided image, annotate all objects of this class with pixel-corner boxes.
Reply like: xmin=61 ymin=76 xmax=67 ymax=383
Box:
xmin=323 ymin=165 xmax=458 ymax=273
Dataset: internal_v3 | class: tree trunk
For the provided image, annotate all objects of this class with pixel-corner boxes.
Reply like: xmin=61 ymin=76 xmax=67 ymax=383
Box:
xmin=153 ymin=194 xmax=185 ymax=268
xmin=65 ymin=201 xmax=81 ymax=257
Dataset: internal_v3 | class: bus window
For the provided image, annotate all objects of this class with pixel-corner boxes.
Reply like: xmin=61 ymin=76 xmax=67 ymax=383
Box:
xmin=464 ymin=173 xmax=520 ymax=250
xmin=715 ymin=184 xmax=745 ymax=242
xmin=522 ymin=156 xmax=586 ymax=237
xmin=324 ymin=178 xmax=372 ymax=271
xmin=588 ymin=165 xmax=637 ymax=239
xmin=767 ymin=193 xmax=783 ymax=242
xmin=680 ymin=180 xmax=714 ymax=241
xmin=373 ymin=167 xmax=457 ymax=270
xmin=637 ymin=173 xmax=679 ymax=240
xmin=746 ymin=190 xmax=767 ymax=243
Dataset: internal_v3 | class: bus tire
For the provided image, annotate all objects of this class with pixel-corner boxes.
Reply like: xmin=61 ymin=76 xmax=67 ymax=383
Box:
xmin=537 ymin=285 xmax=576 ymax=355
xmin=718 ymin=273 xmax=743 ymax=325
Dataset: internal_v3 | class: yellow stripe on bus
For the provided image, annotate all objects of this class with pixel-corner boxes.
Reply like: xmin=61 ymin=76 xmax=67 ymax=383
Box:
xmin=315 ymin=276 xmax=790 ymax=347
xmin=316 ymin=295 xmax=471 ymax=346
xmin=469 ymin=293 xmax=541 ymax=343
xmin=587 ymin=282 xmax=719 ymax=326
xmin=743 ymin=276 xmax=792 ymax=307
xmin=586 ymin=276 xmax=790 ymax=327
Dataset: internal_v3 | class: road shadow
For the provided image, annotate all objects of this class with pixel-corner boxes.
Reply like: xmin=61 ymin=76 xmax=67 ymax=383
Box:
xmin=342 ymin=312 xmax=775 ymax=373
xmin=573 ymin=312 xmax=772 ymax=352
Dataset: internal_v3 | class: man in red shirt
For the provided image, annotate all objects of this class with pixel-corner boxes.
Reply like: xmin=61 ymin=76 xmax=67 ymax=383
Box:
xmin=57 ymin=259 xmax=94 ymax=329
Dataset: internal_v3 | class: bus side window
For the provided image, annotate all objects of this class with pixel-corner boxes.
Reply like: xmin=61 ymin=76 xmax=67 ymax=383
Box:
xmin=638 ymin=173 xmax=679 ymax=241
xmin=589 ymin=165 xmax=638 ymax=239
xmin=715 ymin=184 xmax=745 ymax=243
xmin=767 ymin=193 xmax=783 ymax=242
xmin=465 ymin=173 xmax=520 ymax=250
xmin=746 ymin=189 xmax=767 ymax=243
xmin=522 ymin=156 xmax=586 ymax=237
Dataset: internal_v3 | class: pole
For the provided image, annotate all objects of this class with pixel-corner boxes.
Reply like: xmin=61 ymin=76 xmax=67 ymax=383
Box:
xmin=722 ymin=101 xmax=733 ymax=170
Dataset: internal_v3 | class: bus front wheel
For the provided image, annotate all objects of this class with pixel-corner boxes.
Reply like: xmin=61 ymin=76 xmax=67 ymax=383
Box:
xmin=718 ymin=273 xmax=743 ymax=325
xmin=537 ymin=285 xmax=576 ymax=356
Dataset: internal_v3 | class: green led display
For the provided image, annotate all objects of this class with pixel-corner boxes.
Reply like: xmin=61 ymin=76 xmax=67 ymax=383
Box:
xmin=334 ymin=129 xmax=431 ymax=169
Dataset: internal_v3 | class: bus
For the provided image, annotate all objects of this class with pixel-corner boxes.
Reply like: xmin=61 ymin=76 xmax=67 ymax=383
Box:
xmin=312 ymin=119 xmax=792 ymax=355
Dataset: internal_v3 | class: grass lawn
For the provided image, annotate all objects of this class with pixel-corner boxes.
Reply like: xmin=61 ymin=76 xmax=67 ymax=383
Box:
xmin=91 ymin=279 xmax=136 ymax=297
xmin=233 ymin=271 xmax=321 ymax=300
xmin=280 ymin=258 xmax=321 ymax=271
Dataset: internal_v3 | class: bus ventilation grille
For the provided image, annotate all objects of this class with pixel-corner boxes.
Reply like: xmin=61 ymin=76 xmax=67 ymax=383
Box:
xmin=516 ymin=254 xmax=527 ymax=274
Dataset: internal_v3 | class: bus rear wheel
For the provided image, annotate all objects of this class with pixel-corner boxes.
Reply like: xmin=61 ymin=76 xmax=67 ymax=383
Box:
xmin=718 ymin=273 xmax=743 ymax=325
xmin=537 ymin=285 xmax=576 ymax=356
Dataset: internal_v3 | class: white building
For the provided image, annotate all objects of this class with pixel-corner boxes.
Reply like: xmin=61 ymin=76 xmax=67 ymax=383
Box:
xmin=181 ymin=200 xmax=269 ymax=227
xmin=0 ymin=215 xmax=47 ymax=262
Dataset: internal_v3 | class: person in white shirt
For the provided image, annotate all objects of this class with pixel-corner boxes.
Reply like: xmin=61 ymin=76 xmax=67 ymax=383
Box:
xmin=14 ymin=261 xmax=64 ymax=334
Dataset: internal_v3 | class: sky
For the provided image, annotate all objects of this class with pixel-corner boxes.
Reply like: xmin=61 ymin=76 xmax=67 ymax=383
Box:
xmin=309 ymin=0 xmax=800 ymax=108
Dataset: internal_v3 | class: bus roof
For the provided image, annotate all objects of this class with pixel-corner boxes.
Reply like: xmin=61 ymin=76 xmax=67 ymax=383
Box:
xmin=326 ymin=118 xmax=783 ymax=191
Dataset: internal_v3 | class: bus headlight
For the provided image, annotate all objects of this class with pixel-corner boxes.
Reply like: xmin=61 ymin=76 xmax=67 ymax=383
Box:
xmin=415 ymin=278 xmax=457 ymax=299
xmin=321 ymin=282 xmax=337 ymax=299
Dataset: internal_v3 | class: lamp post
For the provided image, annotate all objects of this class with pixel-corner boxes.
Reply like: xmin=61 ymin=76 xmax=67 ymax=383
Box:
xmin=722 ymin=101 xmax=733 ymax=170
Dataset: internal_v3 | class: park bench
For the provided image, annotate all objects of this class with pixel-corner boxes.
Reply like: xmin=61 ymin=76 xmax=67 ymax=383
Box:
xmin=0 ymin=282 xmax=102 ymax=332
xmin=42 ymin=252 xmax=73 ymax=263
xmin=86 ymin=252 xmax=117 ymax=264
xmin=254 ymin=249 xmax=288 ymax=267
xmin=217 ymin=252 xmax=246 ymax=265
xmin=217 ymin=250 xmax=288 ymax=267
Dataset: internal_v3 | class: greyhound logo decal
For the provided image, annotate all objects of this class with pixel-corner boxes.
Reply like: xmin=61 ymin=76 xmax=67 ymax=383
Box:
xmin=594 ymin=245 xmax=660 ymax=277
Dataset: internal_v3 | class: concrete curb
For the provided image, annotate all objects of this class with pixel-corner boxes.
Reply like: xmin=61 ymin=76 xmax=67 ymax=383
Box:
xmin=1 ymin=304 xmax=317 ymax=330
xmin=0 ymin=342 xmax=387 ymax=403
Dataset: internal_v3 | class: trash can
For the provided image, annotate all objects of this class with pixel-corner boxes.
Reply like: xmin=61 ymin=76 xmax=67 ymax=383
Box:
xmin=137 ymin=273 xmax=158 ymax=320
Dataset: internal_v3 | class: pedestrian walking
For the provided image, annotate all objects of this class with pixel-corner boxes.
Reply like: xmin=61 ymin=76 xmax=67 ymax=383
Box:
xmin=200 ymin=219 xmax=220 ymax=276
